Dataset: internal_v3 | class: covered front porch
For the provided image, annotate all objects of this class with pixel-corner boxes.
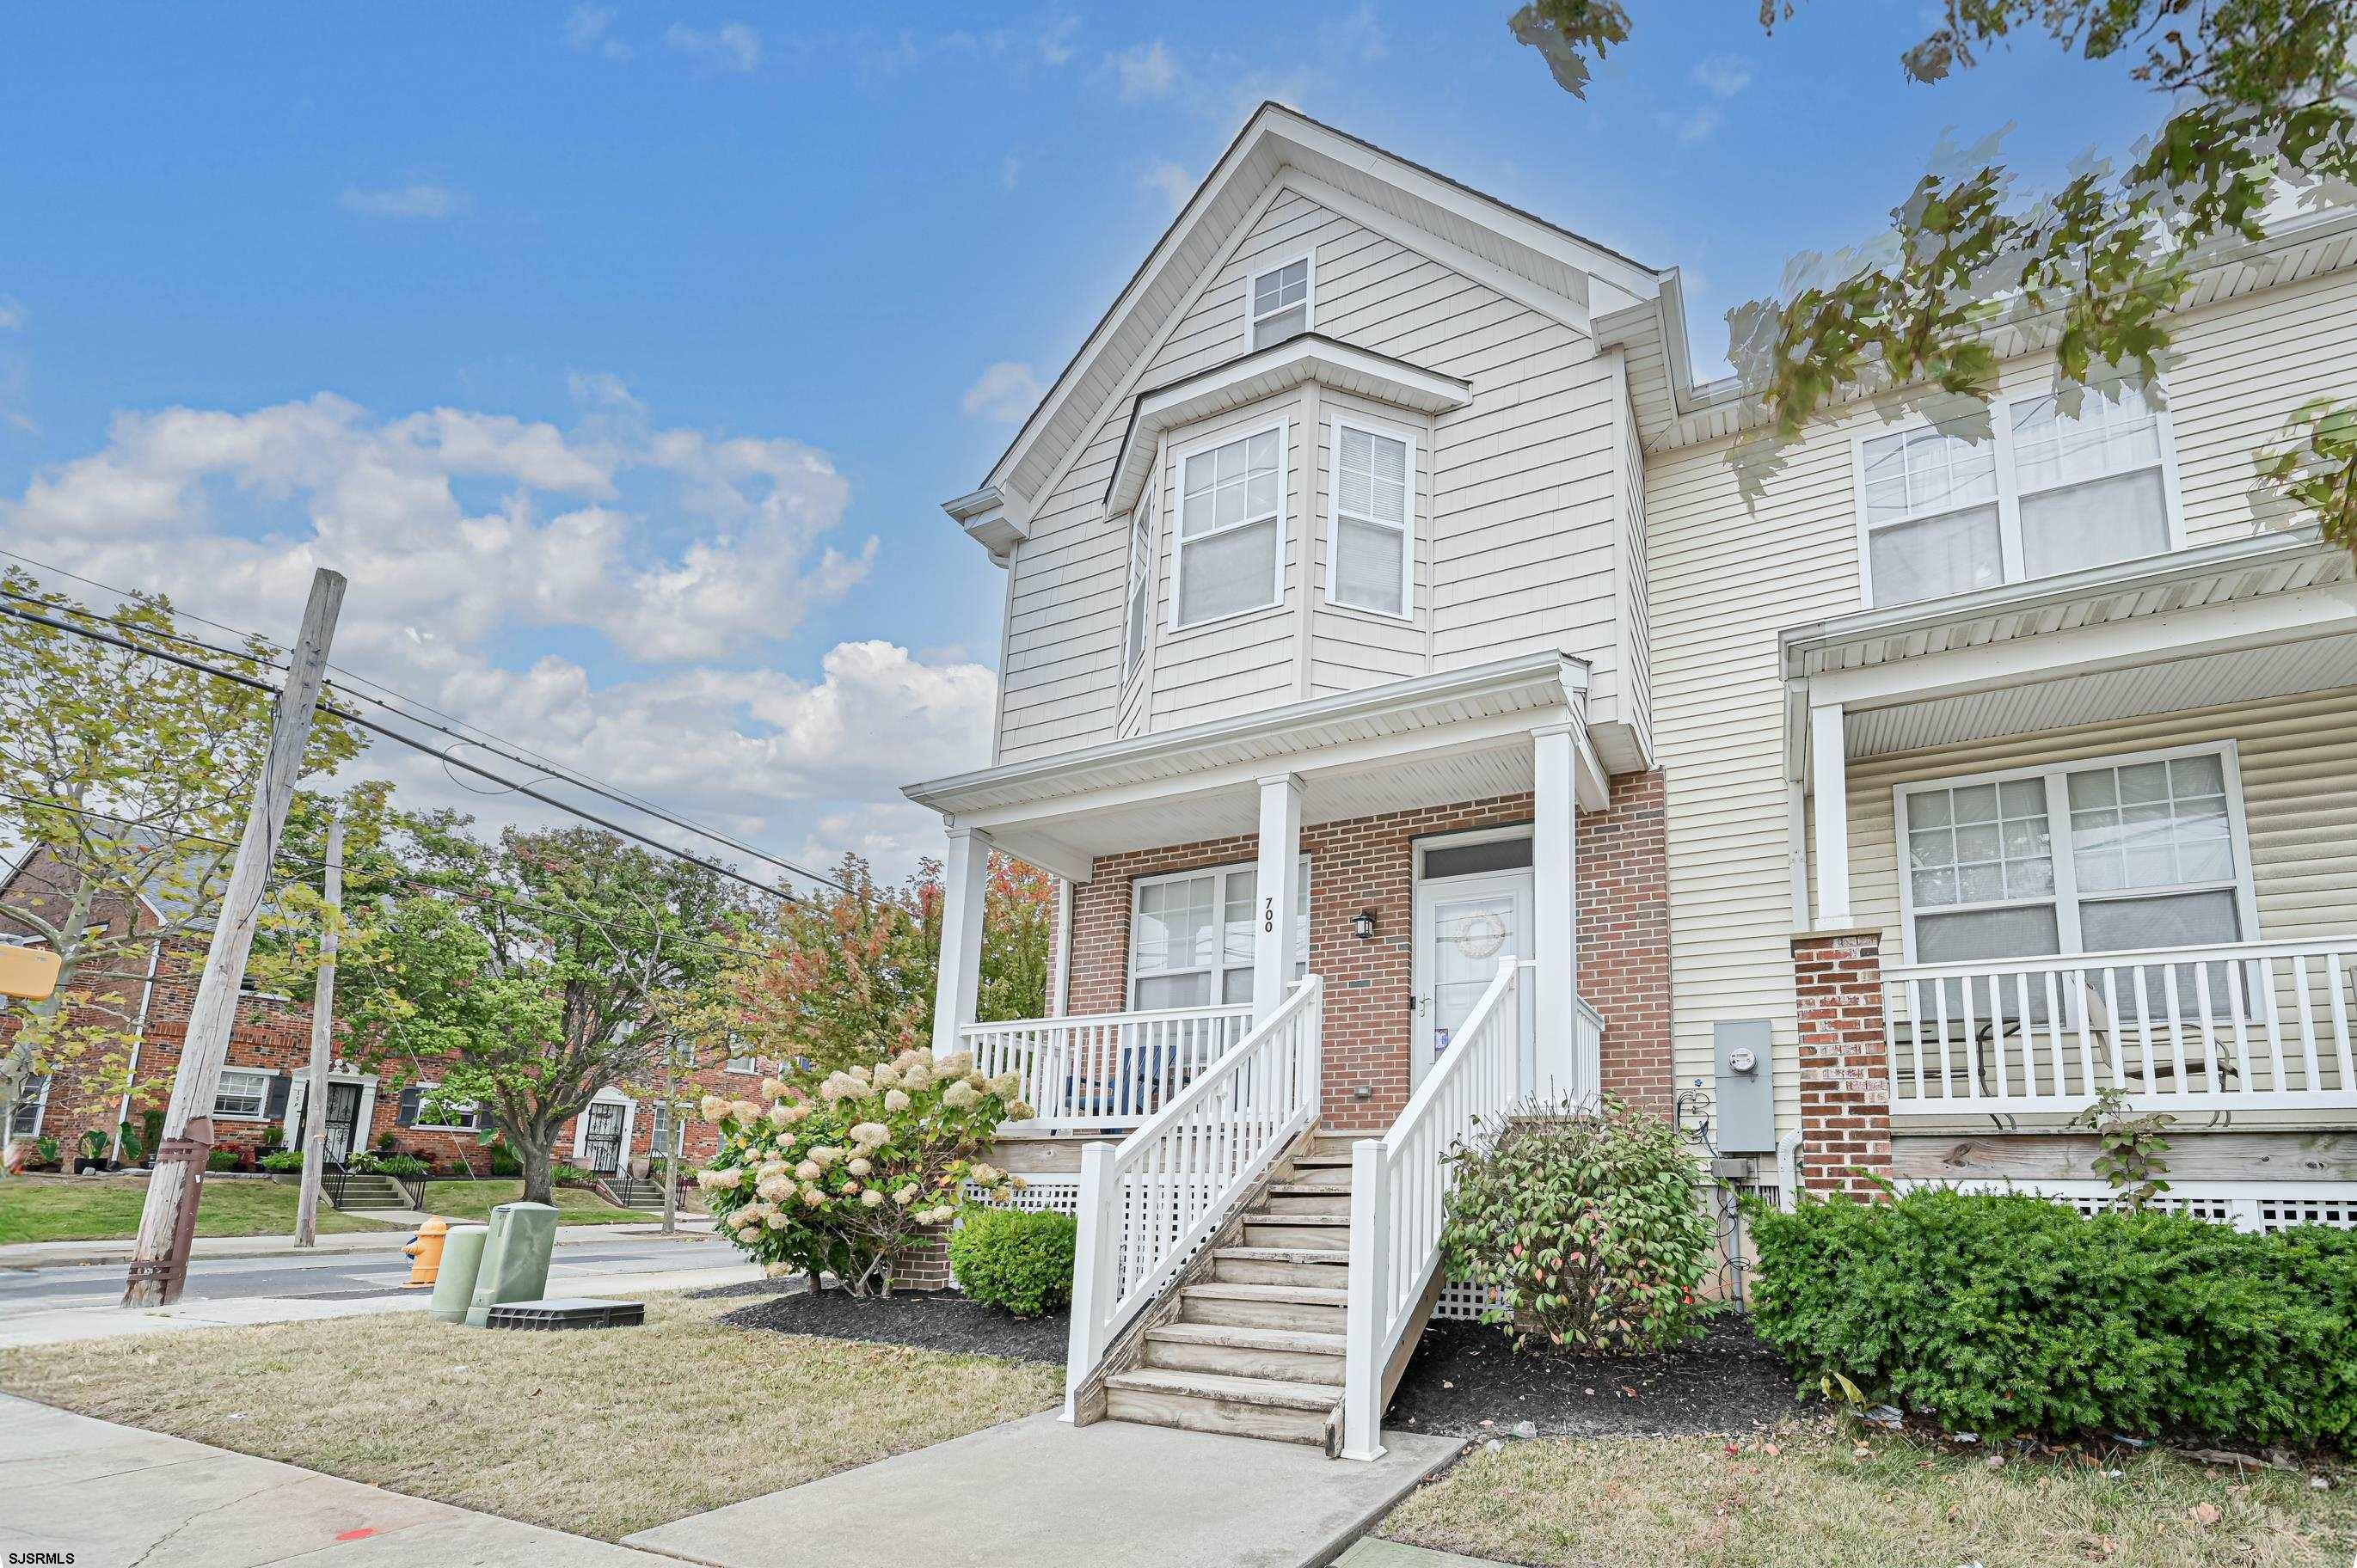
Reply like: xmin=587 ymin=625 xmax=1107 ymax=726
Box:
xmin=1785 ymin=531 xmax=2357 ymax=1131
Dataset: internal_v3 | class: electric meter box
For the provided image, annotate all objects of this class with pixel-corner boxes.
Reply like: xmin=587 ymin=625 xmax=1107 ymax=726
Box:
xmin=1713 ymin=1020 xmax=1777 ymax=1154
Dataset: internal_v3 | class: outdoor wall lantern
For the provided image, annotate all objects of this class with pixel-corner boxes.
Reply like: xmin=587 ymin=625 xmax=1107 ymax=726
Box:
xmin=1352 ymin=910 xmax=1379 ymax=941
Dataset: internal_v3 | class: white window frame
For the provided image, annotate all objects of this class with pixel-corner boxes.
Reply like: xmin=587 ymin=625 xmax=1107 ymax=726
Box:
xmin=1127 ymin=855 xmax=1312 ymax=1011
xmin=1893 ymin=739 xmax=2258 ymax=966
xmin=410 ymin=1080 xmax=484 ymax=1132
xmin=723 ymin=1052 xmax=762 ymax=1075
xmin=1165 ymin=416 xmax=1289 ymax=634
xmin=1248 ymin=252 xmax=1314 ymax=350
xmin=1324 ymin=413 xmax=1418 ymax=622
xmin=1851 ymin=383 xmax=2185 ymax=609
xmin=9 ymin=1073 xmax=49 ymax=1138
xmin=212 ymin=1068 xmax=273 ymax=1122
xmin=1122 ymin=480 xmax=1157 ymax=683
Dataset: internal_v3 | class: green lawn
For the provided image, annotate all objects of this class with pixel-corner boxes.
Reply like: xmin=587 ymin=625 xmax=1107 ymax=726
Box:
xmin=1378 ymin=1423 xmax=2355 ymax=1568
xmin=0 ymin=1175 xmax=390 ymax=1245
xmin=419 ymin=1179 xmax=648 ymax=1225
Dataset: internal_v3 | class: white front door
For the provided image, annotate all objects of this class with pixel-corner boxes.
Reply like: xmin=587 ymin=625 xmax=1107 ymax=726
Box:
xmin=1412 ymin=869 xmax=1536 ymax=1093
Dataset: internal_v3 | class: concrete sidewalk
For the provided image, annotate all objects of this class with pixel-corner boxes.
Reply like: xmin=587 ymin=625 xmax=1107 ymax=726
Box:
xmin=0 ymin=1215 xmax=715 ymax=1269
xmin=626 ymin=1410 xmax=1463 ymax=1568
xmin=0 ymin=1259 xmax=759 ymax=1349
xmin=0 ymin=1393 xmax=674 ymax=1566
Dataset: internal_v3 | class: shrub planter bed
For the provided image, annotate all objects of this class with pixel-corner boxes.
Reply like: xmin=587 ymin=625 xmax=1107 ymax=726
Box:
xmin=706 ymin=1277 xmax=1068 ymax=1364
xmin=1386 ymin=1313 xmax=1814 ymax=1439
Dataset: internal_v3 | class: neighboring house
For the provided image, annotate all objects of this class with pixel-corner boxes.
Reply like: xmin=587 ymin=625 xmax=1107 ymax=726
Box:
xmin=0 ymin=844 xmax=757 ymax=1190
xmin=904 ymin=103 xmax=2357 ymax=1457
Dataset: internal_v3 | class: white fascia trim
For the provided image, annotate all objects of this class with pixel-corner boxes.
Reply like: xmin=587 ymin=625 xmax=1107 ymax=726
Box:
xmin=904 ymin=649 xmax=1590 ymax=818
xmin=1107 ymin=334 xmax=1469 ymax=518
xmin=942 ymin=483 xmax=1033 ymax=561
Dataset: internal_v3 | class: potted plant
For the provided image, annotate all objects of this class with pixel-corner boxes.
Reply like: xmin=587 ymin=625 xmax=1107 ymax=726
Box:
xmin=73 ymin=1128 xmax=111 ymax=1174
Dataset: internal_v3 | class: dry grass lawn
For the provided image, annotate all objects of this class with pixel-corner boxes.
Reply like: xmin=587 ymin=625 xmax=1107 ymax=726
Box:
xmin=0 ymin=1290 xmax=1059 ymax=1540
xmin=1379 ymin=1424 xmax=2356 ymax=1568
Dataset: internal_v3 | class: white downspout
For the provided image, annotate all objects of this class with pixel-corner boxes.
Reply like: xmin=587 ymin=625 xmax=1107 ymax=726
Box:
xmin=110 ymin=937 xmax=164 ymax=1161
xmin=1776 ymin=1128 xmax=1805 ymax=1213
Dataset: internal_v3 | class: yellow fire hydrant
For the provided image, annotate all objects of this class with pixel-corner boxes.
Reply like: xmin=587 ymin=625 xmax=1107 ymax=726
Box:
xmin=402 ymin=1216 xmax=451 ymax=1289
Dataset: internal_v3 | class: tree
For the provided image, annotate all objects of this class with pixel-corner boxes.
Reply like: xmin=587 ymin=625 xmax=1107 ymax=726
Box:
xmin=1507 ymin=0 xmax=2357 ymax=548
xmin=728 ymin=850 xmax=1058 ymax=1081
xmin=0 ymin=568 xmax=359 ymax=1167
xmin=331 ymin=818 xmax=760 ymax=1205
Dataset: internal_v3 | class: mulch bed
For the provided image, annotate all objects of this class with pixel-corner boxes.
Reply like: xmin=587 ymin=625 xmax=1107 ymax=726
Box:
xmin=702 ymin=1278 xmax=1069 ymax=1364
xmin=1384 ymin=1313 xmax=1818 ymax=1440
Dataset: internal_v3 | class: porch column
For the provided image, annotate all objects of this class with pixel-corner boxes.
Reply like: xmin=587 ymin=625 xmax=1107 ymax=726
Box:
xmin=1808 ymin=702 xmax=1851 ymax=928
xmin=1252 ymin=773 xmax=1305 ymax=1025
xmin=931 ymin=825 xmax=991 ymax=1057
xmin=1532 ymin=723 xmax=1580 ymax=1100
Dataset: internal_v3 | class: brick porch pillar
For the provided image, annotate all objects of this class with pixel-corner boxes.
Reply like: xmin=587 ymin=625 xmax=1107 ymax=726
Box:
xmin=1791 ymin=929 xmax=1891 ymax=1199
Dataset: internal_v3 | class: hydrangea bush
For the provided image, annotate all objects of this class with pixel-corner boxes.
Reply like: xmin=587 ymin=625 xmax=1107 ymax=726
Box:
xmin=696 ymin=1048 xmax=1032 ymax=1296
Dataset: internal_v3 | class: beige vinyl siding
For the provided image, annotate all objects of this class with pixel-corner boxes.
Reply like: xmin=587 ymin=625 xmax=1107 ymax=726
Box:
xmin=1842 ymin=687 xmax=2357 ymax=958
xmin=992 ymin=183 xmax=1640 ymax=763
xmin=1645 ymin=261 xmax=2357 ymax=1134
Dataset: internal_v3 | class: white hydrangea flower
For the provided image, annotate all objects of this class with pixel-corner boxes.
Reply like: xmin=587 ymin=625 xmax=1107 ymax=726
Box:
xmin=783 ymin=1101 xmax=813 ymax=1124
xmin=894 ymin=1184 xmax=918 ymax=1206
xmin=801 ymin=1186 xmax=826 ymax=1207
xmin=795 ymin=1161 xmax=821 ymax=1183
xmin=698 ymin=1095 xmax=727 ymax=1122
xmin=1007 ymin=1099 xmax=1036 ymax=1120
xmin=969 ymin=1161 xmax=999 ymax=1185
xmin=861 ymin=1188 xmax=885 ymax=1208
xmin=900 ymin=1067 xmax=932 ymax=1091
xmin=942 ymin=1081 xmax=979 ymax=1110
xmin=882 ymin=1088 xmax=911 ymax=1112
xmin=702 ymin=1167 xmax=745 ymax=1191
xmin=846 ymin=1156 xmax=872 ymax=1178
xmin=810 ymin=1145 xmax=844 ymax=1167
xmin=872 ymin=1063 xmax=901 ymax=1090
xmin=729 ymin=1099 xmax=764 ymax=1123
xmin=766 ymin=1102 xmax=795 ymax=1128
xmin=759 ymin=1076 xmax=784 ymax=1099
xmin=850 ymin=1122 xmax=891 ymax=1148
xmin=987 ymin=1072 xmax=1020 ymax=1099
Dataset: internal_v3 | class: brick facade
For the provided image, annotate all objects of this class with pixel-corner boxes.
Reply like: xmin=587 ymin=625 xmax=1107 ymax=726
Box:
xmin=1061 ymin=774 xmax=1674 ymax=1133
xmin=1791 ymin=930 xmax=1893 ymax=1198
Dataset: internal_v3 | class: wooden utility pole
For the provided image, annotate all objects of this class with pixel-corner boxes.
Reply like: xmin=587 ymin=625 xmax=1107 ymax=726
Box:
xmin=125 ymin=568 xmax=345 ymax=1307
xmin=293 ymin=806 xmax=344 ymax=1247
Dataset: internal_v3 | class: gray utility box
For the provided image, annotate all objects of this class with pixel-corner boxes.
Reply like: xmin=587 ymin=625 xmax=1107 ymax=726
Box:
xmin=1713 ymin=1020 xmax=1777 ymax=1154
xmin=463 ymin=1202 xmax=560 ymax=1327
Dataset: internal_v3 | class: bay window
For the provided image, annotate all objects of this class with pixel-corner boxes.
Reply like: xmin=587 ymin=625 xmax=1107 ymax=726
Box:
xmin=1328 ymin=420 xmax=1413 ymax=617
xmin=1129 ymin=859 xmax=1310 ymax=1009
xmin=1170 ymin=423 xmax=1285 ymax=628
xmin=1858 ymin=382 xmax=2176 ymax=609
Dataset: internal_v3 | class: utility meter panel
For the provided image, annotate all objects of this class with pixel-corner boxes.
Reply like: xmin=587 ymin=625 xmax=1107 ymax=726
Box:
xmin=1713 ymin=1020 xmax=1777 ymax=1154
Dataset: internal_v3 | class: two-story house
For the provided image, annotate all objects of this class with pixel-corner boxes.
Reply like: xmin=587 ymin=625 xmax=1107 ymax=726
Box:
xmin=904 ymin=103 xmax=2356 ymax=1460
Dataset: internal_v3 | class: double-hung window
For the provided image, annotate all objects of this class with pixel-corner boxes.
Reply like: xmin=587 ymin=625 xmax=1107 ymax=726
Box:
xmin=212 ymin=1069 xmax=271 ymax=1120
xmin=1123 ymin=483 xmax=1155 ymax=680
xmin=1899 ymin=744 xmax=2252 ymax=971
xmin=1249 ymin=255 xmax=1312 ymax=349
xmin=1170 ymin=423 xmax=1285 ymax=628
xmin=1858 ymin=382 xmax=2176 ymax=609
xmin=1129 ymin=860 xmax=1310 ymax=1009
xmin=414 ymin=1084 xmax=483 ymax=1131
xmin=1328 ymin=420 xmax=1414 ymax=617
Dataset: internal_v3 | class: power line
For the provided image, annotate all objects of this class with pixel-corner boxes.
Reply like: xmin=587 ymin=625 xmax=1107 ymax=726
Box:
xmin=0 ymin=597 xmax=811 ymax=908
xmin=0 ymin=559 xmax=845 ymax=895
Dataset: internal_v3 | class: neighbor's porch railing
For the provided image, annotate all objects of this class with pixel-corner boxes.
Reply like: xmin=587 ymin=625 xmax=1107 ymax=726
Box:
xmin=1341 ymin=956 xmax=1531 ymax=1461
xmin=1062 ymin=977 xmax=1323 ymax=1417
xmin=1883 ymin=935 xmax=2357 ymax=1117
xmin=962 ymin=1003 xmax=1255 ymax=1129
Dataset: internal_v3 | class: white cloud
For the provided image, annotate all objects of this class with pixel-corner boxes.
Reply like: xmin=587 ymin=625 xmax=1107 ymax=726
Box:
xmin=1691 ymin=53 xmax=1753 ymax=99
xmin=0 ymin=297 xmax=23 ymax=332
xmin=666 ymin=20 xmax=760 ymax=73
xmin=1 ymin=384 xmax=986 ymax=879
xmin=564 ymin=3 xmax=633 ymax=59
xmin=1320 ymin=3 xmax=1386 ymax=63
xmin=1140 ymin=159 xmax=1194 ymax=212
xmin=340 ymin=183 xmax=463 ymax=219
xmin=1037 ymin=15 xmax=1078 ymax=66
xmin=1000 ymin=154 xmax=1022 ymax=191
xmin=1109 ymin=40 xmax=1177 ymax=102
xmin=961 ymin=361 xmax=1045 ymax=422
xmin=1668 ymin=105 xmax=1723 ymax=145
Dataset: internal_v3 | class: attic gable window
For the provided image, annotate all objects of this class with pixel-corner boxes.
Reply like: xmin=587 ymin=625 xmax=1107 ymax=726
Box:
xmin=1249 ymin=256 xmax=1312 ymax=349
xmin=1170 ymin=422 xmax=1286 ymax=629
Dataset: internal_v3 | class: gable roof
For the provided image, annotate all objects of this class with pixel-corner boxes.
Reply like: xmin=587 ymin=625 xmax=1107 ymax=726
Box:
xmin=963 ymin=102 xmax=1666 ymax=524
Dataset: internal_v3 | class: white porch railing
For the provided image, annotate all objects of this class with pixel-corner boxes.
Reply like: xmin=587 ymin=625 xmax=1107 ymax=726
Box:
xmin=1062 ymin=977 xmax=1324 ymax=1415
xmin=1883 ymin=936 xmax=2357 ymax=1117
xmin=1340 ymin=956 xmax=1530 ymax=1461
xmin=963 ymin=1003 xmax=1255 ymax=1129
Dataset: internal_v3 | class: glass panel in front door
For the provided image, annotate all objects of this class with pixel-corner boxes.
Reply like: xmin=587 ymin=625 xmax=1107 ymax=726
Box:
xmin=325 ymin=1081 xmax=361 ymax=1162
xmin=1430 ymin=891 xmax=1518 ymax=1063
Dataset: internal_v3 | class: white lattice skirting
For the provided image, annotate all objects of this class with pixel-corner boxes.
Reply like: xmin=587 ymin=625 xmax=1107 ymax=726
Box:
xmin=1896 ymin=1179 xmax=2357 ymax=1233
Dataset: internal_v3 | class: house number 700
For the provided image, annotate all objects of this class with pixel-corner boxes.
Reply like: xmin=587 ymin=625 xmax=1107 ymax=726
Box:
xmin=1262 ymin=896 xmax=1275 ymax=934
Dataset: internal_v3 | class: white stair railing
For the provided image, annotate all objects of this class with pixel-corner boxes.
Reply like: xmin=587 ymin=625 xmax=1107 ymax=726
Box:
xmin=1062 ymin=976 xmax=1325 ymax=1417
xmin=1340 ymin=955 xmax=1527 ymax=1461
xmin=963 ymin=1004 xmax=1255 ymax=1128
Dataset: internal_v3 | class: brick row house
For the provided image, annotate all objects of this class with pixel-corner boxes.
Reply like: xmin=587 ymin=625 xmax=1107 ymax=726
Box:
xmin=901 ymin=105 xmax=2357 ymax=1457
xmin=1 ymin=844 xmax=757 ymax=1188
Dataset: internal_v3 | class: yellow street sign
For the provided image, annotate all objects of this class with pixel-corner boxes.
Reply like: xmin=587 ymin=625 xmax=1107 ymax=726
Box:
xmin=0 ymin=945 xmax=62 ymax=1001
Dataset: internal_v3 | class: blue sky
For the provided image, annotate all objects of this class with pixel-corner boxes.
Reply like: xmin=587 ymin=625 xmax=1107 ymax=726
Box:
xmin=0 ymin=3 xmax=2168 ymax=879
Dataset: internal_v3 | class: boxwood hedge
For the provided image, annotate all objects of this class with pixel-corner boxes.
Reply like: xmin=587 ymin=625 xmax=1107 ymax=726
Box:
xmin=1749 ymin=1186 xmax=2357 ymax=1447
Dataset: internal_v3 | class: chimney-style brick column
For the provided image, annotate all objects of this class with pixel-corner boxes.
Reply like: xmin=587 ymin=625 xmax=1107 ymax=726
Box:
xmin=1791 ymin=929 xmax=1891 ymax=1199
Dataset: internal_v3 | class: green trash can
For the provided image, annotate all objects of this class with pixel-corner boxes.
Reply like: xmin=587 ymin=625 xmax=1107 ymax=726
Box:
xmin=464 ymin=1202 xmax=559 ymax=1327
xmin=428 ymin=1224 xmax=489 ymax=1324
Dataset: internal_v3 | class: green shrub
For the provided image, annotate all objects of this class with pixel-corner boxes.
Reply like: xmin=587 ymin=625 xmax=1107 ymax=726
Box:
xmin=1749 ymin=1185 xmax=2357 ymax=1446
xmin=949 ymin=1207 xmax=1077 ymax=1316
xmin=550 ymin=1162 xmax=592 ymax=1187
xmin=487 ymin=1139 xmax=523 ymax=1177
xmin=258 ymin=1148 xmax=307 ymax=1173
xmin=206 ymin=1148 xmax=241 ymax=1172
xmin=346 ymin=1151 xmax=429 ymax=1178
xmin=1439 ymin=1097 xmax=1714 ymax=1353
xmin=77 ymin=1129 xmax=109 ymax=1162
